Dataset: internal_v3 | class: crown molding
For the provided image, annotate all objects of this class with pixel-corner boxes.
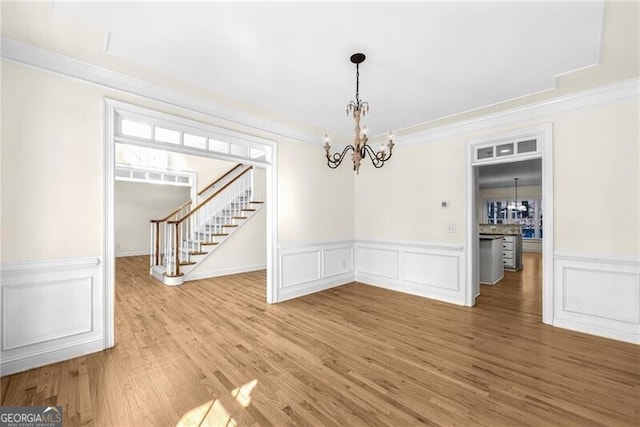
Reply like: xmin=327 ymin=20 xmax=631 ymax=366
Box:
xmin=391 ymin=77 xmax=639 ymax=146
xmin=0 ymin=36 xmax=320 ymax=145
xmin=2 ymin=37 xmax=637 ymax=148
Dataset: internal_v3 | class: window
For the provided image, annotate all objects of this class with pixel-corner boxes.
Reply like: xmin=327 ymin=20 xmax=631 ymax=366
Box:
xmin=121 ymin=119 xmax=152 ymax=139
xmin=475 ymin=138 xmax=539 ymax=163
xmin=114 ymin=109 xmax=272 ymax=164
xmin=485 ymin=198 xmax=543 ymax=239
xmin=119 ymin=144 xmax=168 ymax=169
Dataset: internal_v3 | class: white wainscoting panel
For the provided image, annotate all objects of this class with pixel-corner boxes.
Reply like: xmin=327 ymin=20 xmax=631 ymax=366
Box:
xmin=324 ymin=247 xmax=354 ymax=278
xmin=355 ymin=246 xmax=399 ymax=279
xmin=355 ymin=240 xmax=466 ymax=306
xmin=554 ymin=251 xmax=640 ymax=344
xmin=0 ymin=257 xmax=105 ymax=376
xmin=277 ymin=241 xmax=354 ymax=302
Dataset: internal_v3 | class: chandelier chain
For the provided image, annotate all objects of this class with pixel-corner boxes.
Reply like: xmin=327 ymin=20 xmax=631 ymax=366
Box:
xmin=355 ymin=63 xmax=360 ymax=107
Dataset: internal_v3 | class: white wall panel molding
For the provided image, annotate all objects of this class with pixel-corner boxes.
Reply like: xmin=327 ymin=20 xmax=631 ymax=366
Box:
xmin=1 ymin=36 xmax=318 ymax=145
xmin=0 ymin=257 xmax=105 ymax=376
xmin=554 ymin=251 xmax=640 ymax=344
xmin=394 ymin=78 xmax=639 ymax=146
xmin=277 ymin=240 xmax=354 ymax=302
xmin=355 ymin=240 xmax=466 ymax=306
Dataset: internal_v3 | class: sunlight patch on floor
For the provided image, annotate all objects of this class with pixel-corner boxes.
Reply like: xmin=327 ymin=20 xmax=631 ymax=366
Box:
xmin=176 ymin=379 xmax=258 ymax=426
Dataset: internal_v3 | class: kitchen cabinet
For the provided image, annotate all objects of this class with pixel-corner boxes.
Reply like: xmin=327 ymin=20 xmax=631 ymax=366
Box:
xmin=502 ymin=235 xmax=523 ymax=271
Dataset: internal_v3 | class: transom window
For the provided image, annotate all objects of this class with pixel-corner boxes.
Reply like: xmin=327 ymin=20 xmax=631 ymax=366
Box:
xmin=115 ymin=110 xmax=269 ymax=163
xmin=475 ymin=138 xmax=539 ymax=163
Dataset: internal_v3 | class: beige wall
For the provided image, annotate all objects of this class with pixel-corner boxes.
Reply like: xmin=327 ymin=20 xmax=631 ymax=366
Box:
xmin=115 ymin=181 xmax=190 ymax=255
xmin=0 ymin=60 xmax=354 ymax=264
xmin=1 ymin=62 xmax=104 ymax=260
xmin=355 ymin=97 xmax=639 ymax=255
xmin=277 ymin=137 xmax=354 ymax=242
xmin=1 ymin=60 xmax=638 ymax=264
xmin=354 ymin=136 xmax=466 ymax=243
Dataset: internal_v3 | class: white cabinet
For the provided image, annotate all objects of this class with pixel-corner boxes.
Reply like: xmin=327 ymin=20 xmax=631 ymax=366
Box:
xmin=479 ymin=236 xmax=504 ymax=285
xmin=502 ymin=235 xmax=523 ymax=271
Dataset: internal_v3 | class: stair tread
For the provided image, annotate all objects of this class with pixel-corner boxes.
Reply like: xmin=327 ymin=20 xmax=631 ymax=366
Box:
xmin=179 ymin=261 xmax=197 ymax=266
xmin=232 ymin=216 xmax=248 ymax=219
xmin=222 ymin=224 xmax=239 ymax=227
xmin=200 ymin=242 xmax=220 ymax=246
xmin=241 ymin=208 xmax=257 ymax=211
xmin=250 ymin=201 xmax=265 ymax=204
xmin=189 ymin=251 xmax=208 ymax=255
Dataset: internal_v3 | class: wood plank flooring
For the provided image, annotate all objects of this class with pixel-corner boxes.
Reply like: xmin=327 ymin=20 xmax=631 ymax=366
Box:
xmin=2 ymin=253 xmax=639 ymax=426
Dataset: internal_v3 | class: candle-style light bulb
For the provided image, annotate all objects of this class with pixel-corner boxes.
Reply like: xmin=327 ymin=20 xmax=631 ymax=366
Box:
xmin=362 ymin=125 xmax=368 ymax=136
xmin=387 ymin=130 xmax=394 ymax=143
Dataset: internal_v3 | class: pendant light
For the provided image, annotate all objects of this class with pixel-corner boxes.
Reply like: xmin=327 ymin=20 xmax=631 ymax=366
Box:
xmin=508 ymin=178 xmax=527 ymax=212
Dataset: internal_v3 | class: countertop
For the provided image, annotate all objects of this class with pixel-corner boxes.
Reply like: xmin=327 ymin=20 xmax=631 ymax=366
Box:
xmin=480 ymin=235 xmax=504 ymax=240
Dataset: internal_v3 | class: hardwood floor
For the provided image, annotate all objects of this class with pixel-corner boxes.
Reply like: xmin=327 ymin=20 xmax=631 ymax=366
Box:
xmin=2 ymin=253 xmax=639 ymax=426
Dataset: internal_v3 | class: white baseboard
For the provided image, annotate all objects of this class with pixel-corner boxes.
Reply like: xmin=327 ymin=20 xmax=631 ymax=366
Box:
xmin=278 ymin=272 xmax=353 ymax=302
xmin=0 ymin=257 xmax=106 ymax=377
xmin=1 ymin=338 xmax=104 ymax=377
xmin=115 ymin=250 xmax=149 ymax=258
xmin=185 ymin=263 xmax=266 ymax=281
xmin=554 ymin=251 xmax=640 ymax=344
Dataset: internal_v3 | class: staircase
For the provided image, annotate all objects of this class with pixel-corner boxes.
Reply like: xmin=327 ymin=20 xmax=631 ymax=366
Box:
xmin=149 ymin=164 xmax=264 ymax=285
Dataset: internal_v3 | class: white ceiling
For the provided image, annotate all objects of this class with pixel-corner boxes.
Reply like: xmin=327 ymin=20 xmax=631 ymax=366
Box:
xmin=53 ymin=1 xmax=604 ymax=141
xmin=478 ymin=158 xmax=542 ymax=189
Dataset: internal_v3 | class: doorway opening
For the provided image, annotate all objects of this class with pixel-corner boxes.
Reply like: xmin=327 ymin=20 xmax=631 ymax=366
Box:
xmin=104 ymin=99 xmax=278 ymax=349
xmin=465 ymin=124 xmax=554 ymax=324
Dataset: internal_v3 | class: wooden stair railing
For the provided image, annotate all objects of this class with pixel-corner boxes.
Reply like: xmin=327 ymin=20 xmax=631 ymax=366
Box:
xmin=149 ymin=163 xmax=245 ymax=271
xmin=153 ymin=165 xmax=256 ymax=278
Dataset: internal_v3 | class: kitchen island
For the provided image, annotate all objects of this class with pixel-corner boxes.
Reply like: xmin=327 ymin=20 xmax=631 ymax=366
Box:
xmin=479 ymin=224 xmax=523 ymax=271
xmin=479 ymin=235 xmax=504 ymax=285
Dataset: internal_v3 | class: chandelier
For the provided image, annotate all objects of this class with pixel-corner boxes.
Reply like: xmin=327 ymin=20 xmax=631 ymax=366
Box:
xmin=323 ymin=53 xmax=394 ymax=174
xmin=507 ymin=178 xmax=527 ymax=213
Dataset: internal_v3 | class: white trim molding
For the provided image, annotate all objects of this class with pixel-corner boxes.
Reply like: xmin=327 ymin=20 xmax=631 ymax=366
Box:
xmin=115 ymin=250 xmax=149 ymax=258
xmin=394 ymin=78 xmax=639 ymax=146
xmin=355 ymin=240 xmax=466 ymax=306
xmin=465 ymin=123 xmax=554 ymax=322
xmin=553 ymin=251 xmax=640 ymax=344
xmin=1 ymin=36 xmax=318 ymax=145
xmin=0 ymin=257 xmax=105 ymax=376
xmin=3 ymin=37 xmax=637 ymax=150
xmin=277 ymin=240 xmax=355 ymax=302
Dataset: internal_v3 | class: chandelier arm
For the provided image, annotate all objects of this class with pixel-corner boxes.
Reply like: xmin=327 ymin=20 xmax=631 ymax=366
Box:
xmin=362 ymin=144 xmax=390 ymax=169
xmin=326 ymin=145 xmax=355 ymax=169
